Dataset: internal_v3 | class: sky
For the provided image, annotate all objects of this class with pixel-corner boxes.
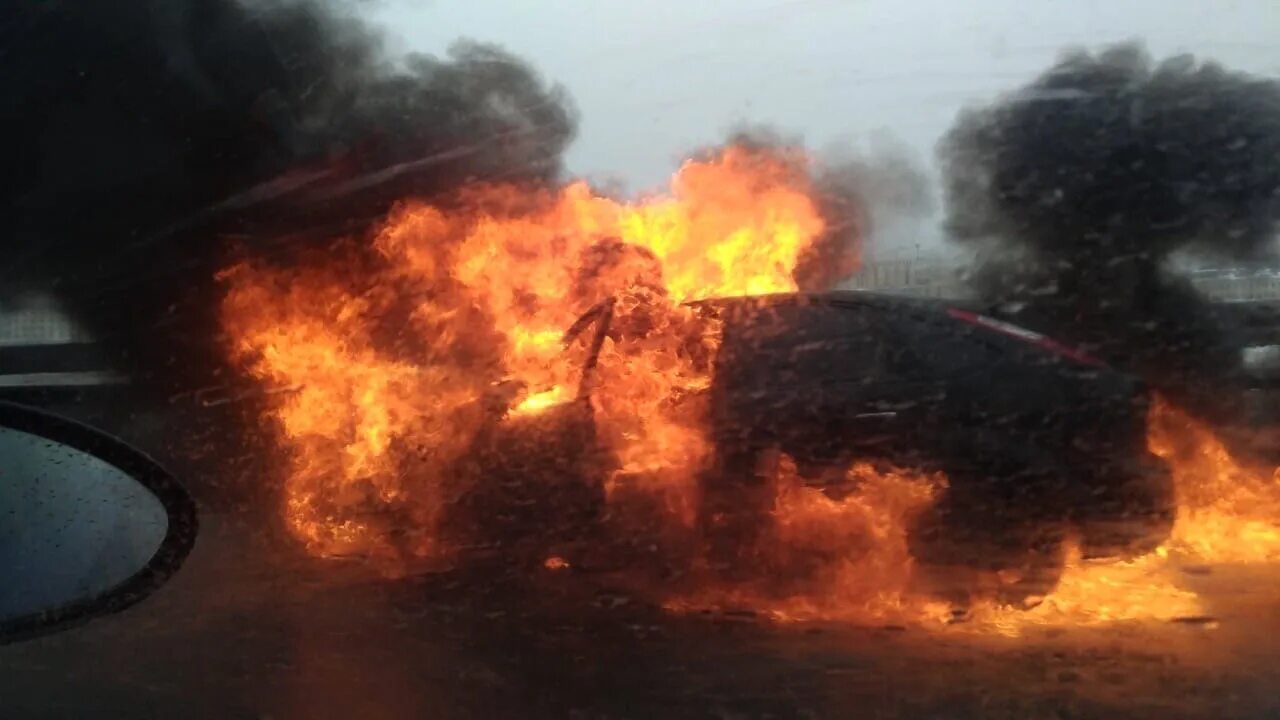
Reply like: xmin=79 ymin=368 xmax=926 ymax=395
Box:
xmin=367 ymin=0 xmax=1280 ymax=256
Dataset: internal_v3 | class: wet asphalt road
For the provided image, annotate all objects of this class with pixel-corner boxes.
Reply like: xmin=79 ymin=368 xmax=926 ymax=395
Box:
xmin=3 ymin=395 xmax=1280 ymax=719
xmin=3 ymin=509 xmax=1280 ymax=720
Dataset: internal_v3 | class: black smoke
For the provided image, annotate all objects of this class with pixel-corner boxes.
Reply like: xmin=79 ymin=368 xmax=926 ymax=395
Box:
xmin=1 ymin=0 xmax=577 ymax=393
xmin=939 ymin=42 xmax=1280 ymax=426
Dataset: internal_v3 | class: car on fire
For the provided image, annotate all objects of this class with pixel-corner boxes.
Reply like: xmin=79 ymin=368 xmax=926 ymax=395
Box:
xmin=700 ymin=292 xmax=1174 ymax=602
xmin=461 ymin=291 xmax=1176 ymax=606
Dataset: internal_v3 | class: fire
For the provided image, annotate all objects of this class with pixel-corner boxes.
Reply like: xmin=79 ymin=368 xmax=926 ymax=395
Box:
xmin=512 ymin=385 xmax=572 ymax=416
xmin=669 ymin=399 xmax=1280 ymax=635
xmin=221 ymin=139 xmax=1280 ymax=635
xmin=665 ymin=458 xmax=955 ymax=625
xmin=1148 ymin=396 xmax=1280 ymax=562
xmin=220 ymin=144 xmax=831 ymax=566
xmin=965 ymin=399 xmax=1280 ymax=635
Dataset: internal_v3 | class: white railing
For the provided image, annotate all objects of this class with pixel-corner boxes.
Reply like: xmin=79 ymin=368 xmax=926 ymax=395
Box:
xmin=847 ymin=258 xmax=1280 ymax=304
xmin=1191 ymin=275 xmax=1280 ymax=303
xmin=843 ymin=257 xmax=973 ymax=300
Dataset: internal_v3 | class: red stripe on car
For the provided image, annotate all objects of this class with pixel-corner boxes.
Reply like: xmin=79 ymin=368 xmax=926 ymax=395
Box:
xmin=946 ymin=308 xmax=1106 ymax=367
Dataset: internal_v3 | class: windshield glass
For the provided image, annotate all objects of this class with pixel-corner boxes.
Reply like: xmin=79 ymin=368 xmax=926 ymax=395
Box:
xmin=2 ymin=2 xmax=1278 ymax=718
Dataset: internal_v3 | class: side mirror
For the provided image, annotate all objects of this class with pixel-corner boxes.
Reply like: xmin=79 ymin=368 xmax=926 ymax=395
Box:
xmin=0 ymin=401 xmax=197 ymax=642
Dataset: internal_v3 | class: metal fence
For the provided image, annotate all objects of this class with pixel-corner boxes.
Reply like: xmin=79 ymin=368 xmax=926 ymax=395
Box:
xmin=1190 ymin=275 xmax=1280 ymax=303
xmin=843 ymin=257 xmax=973 ymax=300
xmin=847 ymin=258 xmax=1280 ymax=304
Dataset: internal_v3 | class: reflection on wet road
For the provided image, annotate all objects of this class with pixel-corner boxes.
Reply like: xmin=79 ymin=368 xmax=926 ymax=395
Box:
xmin=3 ymin=512 xmax=1279 ymax=719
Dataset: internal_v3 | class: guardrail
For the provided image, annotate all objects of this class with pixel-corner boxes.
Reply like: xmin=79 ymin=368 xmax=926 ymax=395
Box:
xmin=1191 ymin=276 xmax=1280 ymax=303
xmin=847 ymin=259 xmax=1280 ymax=304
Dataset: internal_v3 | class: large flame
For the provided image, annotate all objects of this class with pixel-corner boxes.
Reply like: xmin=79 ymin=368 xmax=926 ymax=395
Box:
xmin=221 ymin=143 xmax=1280 ymax=635
xmin=221 ymin=145 xmax=829 ymax=564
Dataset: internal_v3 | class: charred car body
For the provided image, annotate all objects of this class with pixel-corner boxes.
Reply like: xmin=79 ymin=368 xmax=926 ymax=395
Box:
xmin=464 ymin=291 xmax=1174 ymax=606
xmin=701 ymin=293 xmax=1172 ymax=603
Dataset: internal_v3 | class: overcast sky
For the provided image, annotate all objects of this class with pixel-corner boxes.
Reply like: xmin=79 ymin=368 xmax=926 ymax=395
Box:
xmin=368 ymin=0 xmax=1279 ymax=255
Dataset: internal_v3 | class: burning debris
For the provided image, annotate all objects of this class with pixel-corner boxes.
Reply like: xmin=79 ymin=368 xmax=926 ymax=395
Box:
xmin=938 ymin=41 xmax=1280 ymax=429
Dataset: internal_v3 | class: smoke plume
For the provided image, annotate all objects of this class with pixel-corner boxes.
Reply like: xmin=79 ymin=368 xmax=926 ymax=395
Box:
xmin=938 ymin=41 xmax=1280 ymax=423
xmin=1 ymin=0 xmax=577 ymax=391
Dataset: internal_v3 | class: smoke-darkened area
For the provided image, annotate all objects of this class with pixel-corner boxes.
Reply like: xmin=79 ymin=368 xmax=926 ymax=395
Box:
xmin=0 ymin=0 xmax=577 ymax=390
xmin=938 ymin=41 xmax=1280 ymax=426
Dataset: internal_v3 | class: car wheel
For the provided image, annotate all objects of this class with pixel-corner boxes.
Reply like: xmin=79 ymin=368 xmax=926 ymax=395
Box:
xmin=1077 ymin=453 xmax=1176 ymax=560
xmin=909 ymin=483 xmax=1068 ymax=608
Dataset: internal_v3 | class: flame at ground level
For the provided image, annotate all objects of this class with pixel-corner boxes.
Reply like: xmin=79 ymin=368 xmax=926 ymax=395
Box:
xmin=672 ymin=398 xmax=1280 ymax=636
xmin=1149 ymin=397 xmax=1280 ymax=563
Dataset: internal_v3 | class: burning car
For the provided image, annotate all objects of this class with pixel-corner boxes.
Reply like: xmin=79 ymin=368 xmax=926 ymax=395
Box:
xmin=457 ymin=290 xmax=1176 ymax=607
xmin=217 ymin=145 xmax=1266 ymax=620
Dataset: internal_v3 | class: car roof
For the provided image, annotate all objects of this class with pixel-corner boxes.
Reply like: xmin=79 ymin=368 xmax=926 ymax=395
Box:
xmin=684 ymin=290 xmax=978 ymax=315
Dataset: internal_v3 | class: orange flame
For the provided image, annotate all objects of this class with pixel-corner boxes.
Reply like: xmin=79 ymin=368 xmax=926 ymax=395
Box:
xmin=221 ymin=145 xmax=830 ymax=566
xmin=669 ymin=399 xmax=1280 ymax=635
xmin=665 ymin=458 xmax=955 ymax=626
xmin=221 ymin=141 xmax=1280 ymax=634
xmin=1148 ymin=396 xmax=1280 ymax=562
xmin=965 ymin=399 xmax=1280 ymax=635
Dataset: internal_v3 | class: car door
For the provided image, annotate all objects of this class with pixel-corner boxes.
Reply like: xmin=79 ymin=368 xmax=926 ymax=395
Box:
xmin=881 ymin=307 xmax=1070 ymax=475
xmin=817 ymin=303 xmax=946 ymax=462
xmin=708 ymin=298 xmax=921 ymax=465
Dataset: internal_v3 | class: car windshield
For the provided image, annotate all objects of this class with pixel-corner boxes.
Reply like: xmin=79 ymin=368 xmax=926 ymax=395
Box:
xmin=3 ymin=2 xmax=1279 ymax=718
